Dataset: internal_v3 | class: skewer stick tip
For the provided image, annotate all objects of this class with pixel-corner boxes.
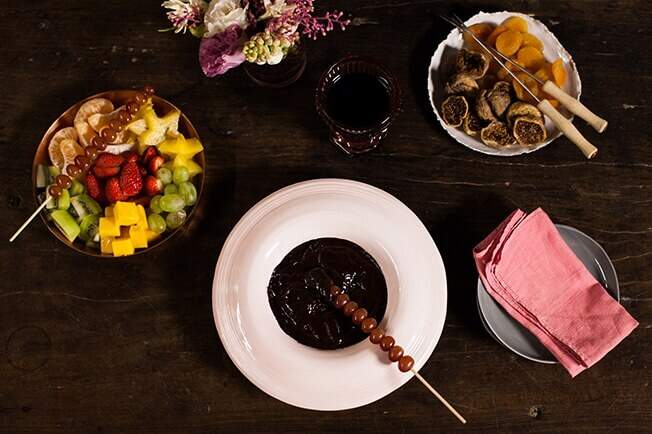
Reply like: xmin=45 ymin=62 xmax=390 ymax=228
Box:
xmin=410 ymin=368 xmax=467 ymax=424
xmin=9 ymin=196 xmax=52 ymax=243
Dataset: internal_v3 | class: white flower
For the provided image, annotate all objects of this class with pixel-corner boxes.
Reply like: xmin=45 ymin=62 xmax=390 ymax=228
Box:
xmin=204 ymin=0 xmax=248 ymax=38
xmin=260 ymin=0 xmax=295 ymax=19
xmin=162 ymin=0 xmax=208 ymax=34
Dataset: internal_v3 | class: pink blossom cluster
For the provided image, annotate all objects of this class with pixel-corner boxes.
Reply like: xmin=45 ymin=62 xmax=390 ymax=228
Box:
xmin=268 ymin=0 xmax=350 ymax=41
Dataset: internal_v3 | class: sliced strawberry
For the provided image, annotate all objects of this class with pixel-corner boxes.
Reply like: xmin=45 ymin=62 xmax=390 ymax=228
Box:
xmin=131 ymin=196 xmax=151 ymax=207
xmin=85 ymin=173 xmax=102 ymax=201
xmin=95 ymin=152 xmax=125 ymax=168
xmin=144 ymin=175 xmax=163 ymax=197
xmin=148 ymin=155 xmax=165 ymax=174
xmin=92 ymin=165 xmax=121 ymax=178
xmin=122 ymin=151 xmax=139 ymax=163
xmin=142 ymin=146 xmax=159 ymax=164
xmin=105 ymin=177 xmax=126 ymax=203
xmin=119 ymin=162 xmax=143 ymax=197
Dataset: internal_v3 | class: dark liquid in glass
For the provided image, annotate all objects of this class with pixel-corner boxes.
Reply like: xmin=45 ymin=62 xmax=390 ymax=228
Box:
xmin=326 ymin=73 xmax=391 ymax=130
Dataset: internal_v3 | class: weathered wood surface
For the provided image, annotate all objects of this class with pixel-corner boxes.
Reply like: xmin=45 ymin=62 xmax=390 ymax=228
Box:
xmin=1 ymin=0 xmax=650 ymax=432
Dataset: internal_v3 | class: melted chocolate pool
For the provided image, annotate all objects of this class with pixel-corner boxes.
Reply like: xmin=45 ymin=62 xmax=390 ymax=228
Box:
xmin=267 ymin=238 xmax=388 ymax=350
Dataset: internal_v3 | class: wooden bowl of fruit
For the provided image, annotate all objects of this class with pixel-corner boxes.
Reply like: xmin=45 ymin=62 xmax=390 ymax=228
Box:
xmin=32 ymin=89 xmax=205 ymax=257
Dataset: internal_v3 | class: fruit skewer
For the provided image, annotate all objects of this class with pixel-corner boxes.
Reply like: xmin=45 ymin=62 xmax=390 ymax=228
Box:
xmin=9 ymin=86 xmax=156 ymax=243
xmin=329 ymin=284 xmax=467 ymax=424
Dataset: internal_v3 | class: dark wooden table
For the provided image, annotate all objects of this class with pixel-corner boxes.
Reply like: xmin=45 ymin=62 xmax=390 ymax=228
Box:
xmin=2 ymin=1 xmax=651 ymax=432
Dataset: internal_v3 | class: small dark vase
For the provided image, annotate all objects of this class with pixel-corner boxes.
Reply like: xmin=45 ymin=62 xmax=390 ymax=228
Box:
xmin=244 ymin=44 xmax=307 ymax=87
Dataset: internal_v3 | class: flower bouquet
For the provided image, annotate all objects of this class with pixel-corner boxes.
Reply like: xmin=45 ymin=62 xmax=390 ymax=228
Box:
xmin=161 ymin=0 xmax=350 ymax=78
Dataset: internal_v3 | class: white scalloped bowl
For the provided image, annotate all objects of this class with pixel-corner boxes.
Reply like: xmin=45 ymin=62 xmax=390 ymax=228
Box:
xmin=428 ymin=11 xmax=582 ymax=156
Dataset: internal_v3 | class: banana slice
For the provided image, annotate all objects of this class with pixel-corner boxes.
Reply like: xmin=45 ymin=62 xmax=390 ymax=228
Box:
xmin=74 ymin=98 xmax=114 ymax=147
xmin=87 ymin=105 xmax=135 ymax=144
xmin=59 ymin=139 xmax=85 ymax=172
xmin=48 ymin=127 xmax=79 ymax=170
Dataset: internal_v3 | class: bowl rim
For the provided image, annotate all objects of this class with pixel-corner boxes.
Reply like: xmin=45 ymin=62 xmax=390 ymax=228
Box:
xmin=31 ymin=90 xmax=206 ymax=258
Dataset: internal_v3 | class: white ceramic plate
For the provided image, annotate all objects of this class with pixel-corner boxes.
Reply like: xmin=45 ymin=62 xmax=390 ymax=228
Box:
xmin=212 ymin=179 xmax=447 ymax=410
xmin=428 ymin=11 xmax=582 ymax=156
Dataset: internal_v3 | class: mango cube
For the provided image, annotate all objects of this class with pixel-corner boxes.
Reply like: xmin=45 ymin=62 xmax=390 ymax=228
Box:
xmin=111 ymin=238 xmax=135 ymax=256
xmin=114 ymin=201 xmax=139 ymax=226
xmin=136 ymin=205 xmax=148 ymax=231
xmin=99 ymin=217 xmax=121 ymax=237
xmin=129 ymin=226 xmax=148 ymax=249
xmin=105 ymin=206 xmax=114 ymax=217
xmin=100 ymin=237 xmax=113 ymax=254
xmin=145 ymin=230 xmax=160 ymax=242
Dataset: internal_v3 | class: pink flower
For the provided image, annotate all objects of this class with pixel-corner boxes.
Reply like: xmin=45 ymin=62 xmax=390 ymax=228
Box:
xmin=199 ymin=24 xmax=245 ymax=76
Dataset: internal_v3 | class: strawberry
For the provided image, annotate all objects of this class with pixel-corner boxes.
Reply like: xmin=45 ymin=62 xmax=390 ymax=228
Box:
xmin=142 ymin=146 xmax=158 ymax=164
xmin=92 ymin=165 xmax=121 ymax=178
xmin=122 ymin=151 xmax=139 ymax=163
xmin=144 ymin=175 xmax=163 ymax=196
xmin=95 ymin=153 xmax=125 ymax=168
xmin=119 ymin=162 xmax=143 ymax=197
xmin=105 ymin=177 xmax=126 ymax=203
xmin=148 ymin=155 xmax=165 ymax=174
xmin=132 ymin=196 xmax=151 ymax=207
xmin=139 ymin=164 xmax=147 ymax=176
xmin=85 ymin=173 xmax=103 ymax=201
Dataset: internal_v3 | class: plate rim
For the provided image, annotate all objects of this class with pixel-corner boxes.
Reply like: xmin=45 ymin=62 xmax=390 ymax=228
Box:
xmin=212 ymin=178 xmax=448 ymax=410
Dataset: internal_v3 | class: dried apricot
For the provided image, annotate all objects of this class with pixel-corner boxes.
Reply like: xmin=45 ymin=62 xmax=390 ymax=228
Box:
xmin=534 ymin=63 xmax=553 ymax=82
xmin=551 ymin=59 xmax=566 ymax=86
xmin=521 ymin=32 xmax=543 ymax=51
xmin=496 ymin=61 xmax=523 ymax=80
xmin=501 ymin=16 xmax=528 ymax=33
xmin=463 ymin=23 xmax=495 ymax=45
xmin=487 ymin=25 xmax=508 ymax=47
xmin=546 ymin=98 xmax=560 ymax=108
xmin=496 ymin=30 xmax=523 ymax=56
xmin=517 ymin=46 xmax=545 ymax=70
xmin=513 ymin=73 xmax=540 ymax=104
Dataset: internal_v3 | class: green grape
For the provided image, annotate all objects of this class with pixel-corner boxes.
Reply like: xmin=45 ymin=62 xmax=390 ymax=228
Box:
xmin=173 ymin=166 xmax=190 ymax=185
xmin=147 ymin=213 xmax=166 ymax=233
xmin=156 ymin=167 xmax=173 ymax=185
xmin=178 ymin=181 xmax=197 ymax=206
xmin=150 ymin=195 xmax=163 ymax=214
xmin=164 ymin=184 xmax=178 ymax=195
xmin=160 ymin=194 xmax=185 ymax=212
xmin=166 ymin=209 xmax=187 ymax=230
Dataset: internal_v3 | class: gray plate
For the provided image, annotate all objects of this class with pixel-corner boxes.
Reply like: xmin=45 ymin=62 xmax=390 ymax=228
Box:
xmin=477 ymin=224 xmax=620 ymax=364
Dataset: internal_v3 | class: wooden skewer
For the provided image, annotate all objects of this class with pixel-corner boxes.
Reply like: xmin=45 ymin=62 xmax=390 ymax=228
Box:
xmin=9 ymin=196 xmax=52 ymax=242
xmin=411 ymin=368 xmax=467 ymax=424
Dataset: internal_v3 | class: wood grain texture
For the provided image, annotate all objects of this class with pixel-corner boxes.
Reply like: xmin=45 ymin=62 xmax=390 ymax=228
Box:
xmin=1 ymin=0 xmax=650 ymax=433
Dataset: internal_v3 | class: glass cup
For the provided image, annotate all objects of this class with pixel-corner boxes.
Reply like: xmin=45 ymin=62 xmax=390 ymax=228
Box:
xmin=315 ymin=56 xmax=401 ymax=155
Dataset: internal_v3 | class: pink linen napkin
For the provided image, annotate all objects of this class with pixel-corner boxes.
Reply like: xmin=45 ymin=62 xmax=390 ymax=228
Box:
xmin=474 ymin=208 xmax=638 ymax=377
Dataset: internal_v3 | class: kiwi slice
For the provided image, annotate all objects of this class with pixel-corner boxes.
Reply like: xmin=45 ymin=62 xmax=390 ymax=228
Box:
xmin=57 ymin=189 xmax=70 ymax=210
xmin=69 ymin=179 xmax=86 ymax=196
xmin=71 ymin=194 xmax=102 ymax=219
xmin=50 ymin=209 xmax=80 ymax=242
xmin=79 ymin=214 xmax=100 ymax=242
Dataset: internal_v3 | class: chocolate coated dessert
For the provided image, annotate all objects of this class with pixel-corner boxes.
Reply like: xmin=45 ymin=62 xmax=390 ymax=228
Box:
xmin=267 ymin=238 xmax=388 ymax=350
